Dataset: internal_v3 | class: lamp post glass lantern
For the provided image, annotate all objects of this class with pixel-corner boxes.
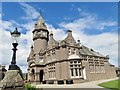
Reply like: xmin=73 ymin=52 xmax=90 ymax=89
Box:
xmin=11 ymin=28 xmax=21 ymax=43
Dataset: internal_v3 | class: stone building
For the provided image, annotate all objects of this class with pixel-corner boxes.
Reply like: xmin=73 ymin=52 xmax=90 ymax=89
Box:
xmin=27 ymin=15 xmax=117 ymax=84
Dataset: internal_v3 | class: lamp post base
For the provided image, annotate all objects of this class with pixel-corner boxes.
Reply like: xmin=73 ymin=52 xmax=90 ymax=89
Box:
xmin=9 ymin=64 xmax=20 ymax=70
xmin=9 ymin=64 xmax=24 ymax=79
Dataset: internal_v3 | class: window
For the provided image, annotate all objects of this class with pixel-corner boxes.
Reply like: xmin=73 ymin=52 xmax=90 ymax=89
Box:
xmin=95 ymin=65 xmax=100 ymax=73
xmin=47 ymin=52 xmax=51 ymax=62
xmin=68 ymin=48 xmax=71 ymax=55
xmin=89 ymin=65 xmax=94 ymax=73
xmin=51 ymin=50 xmax=56 ymax=61
xmin=88 ymin=56 xmax=106 ymax=74
xmin=71 ymin=69 xmax=74 ymax=76
xmin=75 ymin=68 xmax=78 ymax=76
xmin=74 ymin=61 xmax=77 ymax=63
xmin=70 ymin=61 xmax=73 ymax=64
xmin=74 ymin=65 xmax=77 ymax=67
xmin=79 ymin=68 xmax=81 ymax=76
xmin=73 ymin=48 xmax=76 ymax=54
xmin=100 ymin=65 xmax=105 ymax=73
xmin=69 ymin=60 xmax=82 ymax=78
xmin=48 ymin=64 xmax=56 ymax=79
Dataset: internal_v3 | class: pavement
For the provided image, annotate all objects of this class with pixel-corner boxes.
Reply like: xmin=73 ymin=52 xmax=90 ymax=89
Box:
xmin=32 ymin=77 xmax=118 ymax=89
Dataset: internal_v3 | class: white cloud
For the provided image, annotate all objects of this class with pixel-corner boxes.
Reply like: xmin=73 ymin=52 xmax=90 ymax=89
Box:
xmin=46 ymin=24 xmax=66 ymax=41
xmin=2 ymin=20 xmax=13 ymax=30
xmin=64 ymin=17 xmax=73 ymax=20
xmin=97 ymin=21 xmax=117 ymax=30
xmin=60 ymin=16 xmax=95 ymax=31
xmin=70 ymin=4 xmax=82 ymax=12
xmin=1 ymin=27 xmax=12 ymax=65
xmin=77 ymin=8 xmax=82 ymax=12
xmin=19 ymin=2 xmax=40 ymax=20
xmin=21 ymin=21 xmax=34 ymax=32
xmin=61 ymin=15 xmax=117 ymax=32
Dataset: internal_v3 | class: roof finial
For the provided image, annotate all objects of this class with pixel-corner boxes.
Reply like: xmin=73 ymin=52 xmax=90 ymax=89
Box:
xmin=40 ymin=10 xmax=42 ymax=16
xmin=36 ymin=9 xmax=47 ymax=30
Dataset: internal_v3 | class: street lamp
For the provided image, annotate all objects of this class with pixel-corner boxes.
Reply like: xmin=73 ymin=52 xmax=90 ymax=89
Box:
xmin=10 ymin=28 xmax=20 ymax=65
xmin=8 ymin=28 xmax=23 ymax=79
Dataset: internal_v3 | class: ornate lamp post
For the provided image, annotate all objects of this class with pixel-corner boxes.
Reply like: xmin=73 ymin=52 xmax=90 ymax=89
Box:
xmin=9 ymin=28 xmax=21 ymax=70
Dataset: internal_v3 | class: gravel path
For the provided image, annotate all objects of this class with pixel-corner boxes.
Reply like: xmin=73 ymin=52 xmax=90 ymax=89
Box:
xmin=33 ymin=78 xmax=118 ymax=89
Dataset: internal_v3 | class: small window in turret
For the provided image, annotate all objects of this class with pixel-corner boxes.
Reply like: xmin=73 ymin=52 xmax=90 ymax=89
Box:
xmin=68 ymin=48 xmax=71 ymax=55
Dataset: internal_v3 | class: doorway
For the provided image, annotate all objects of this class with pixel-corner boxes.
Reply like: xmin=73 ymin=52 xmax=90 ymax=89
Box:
xmin=31 ymin=69 xmax=35 ymax=82
xmin=39 ymin=70 xmax=44 ymax=83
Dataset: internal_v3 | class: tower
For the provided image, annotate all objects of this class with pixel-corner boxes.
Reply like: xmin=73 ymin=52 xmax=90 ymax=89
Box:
xmin=32 ymin=15 xmax=49 ymax=54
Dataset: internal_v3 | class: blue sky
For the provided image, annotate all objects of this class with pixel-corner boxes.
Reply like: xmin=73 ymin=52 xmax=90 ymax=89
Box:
xmin=1 ymin=2 xmax=118 ymax=72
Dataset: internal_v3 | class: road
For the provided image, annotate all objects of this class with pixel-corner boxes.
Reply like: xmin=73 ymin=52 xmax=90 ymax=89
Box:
xmin=32 ymin=78 xmax=118 ymax=89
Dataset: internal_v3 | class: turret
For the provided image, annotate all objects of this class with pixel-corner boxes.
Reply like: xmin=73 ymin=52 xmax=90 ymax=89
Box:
xmin=32 ymin=14 xmax=49 ymax=54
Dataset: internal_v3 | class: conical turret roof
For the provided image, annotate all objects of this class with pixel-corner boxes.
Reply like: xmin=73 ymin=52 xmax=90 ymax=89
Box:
xmin=35 ymin=14 xmax=47 ymax=30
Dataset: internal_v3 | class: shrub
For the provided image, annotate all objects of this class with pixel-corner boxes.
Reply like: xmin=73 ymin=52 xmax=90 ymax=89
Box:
xmin=25 ymin=83 xmax=36 ymax=90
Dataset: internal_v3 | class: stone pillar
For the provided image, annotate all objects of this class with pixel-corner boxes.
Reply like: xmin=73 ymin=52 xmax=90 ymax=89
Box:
xmin=83 ymin=68 xmax=87 ymax=80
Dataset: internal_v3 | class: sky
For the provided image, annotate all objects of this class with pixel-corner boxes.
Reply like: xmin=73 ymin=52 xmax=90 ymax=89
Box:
xmin=1 ymin=2 xmax=118 ymax=72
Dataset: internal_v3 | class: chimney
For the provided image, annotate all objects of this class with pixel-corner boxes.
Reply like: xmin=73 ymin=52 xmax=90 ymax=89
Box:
xmin=34 ymin=23 xmax=38 ymax=29
xmin=67 ymin=30 xmax=72 ymax=36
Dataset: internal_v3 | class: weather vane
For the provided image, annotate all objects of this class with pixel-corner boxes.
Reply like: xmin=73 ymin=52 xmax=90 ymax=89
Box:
xmin=40 ymin=9 xmax=43 ymax=16
xmin=40 ymin=11 xmax=42 ymax=16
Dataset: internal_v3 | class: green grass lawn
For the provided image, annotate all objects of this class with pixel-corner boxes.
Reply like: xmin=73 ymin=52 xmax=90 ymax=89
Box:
xmin=98 ymin=79 xmax=120 ymax=90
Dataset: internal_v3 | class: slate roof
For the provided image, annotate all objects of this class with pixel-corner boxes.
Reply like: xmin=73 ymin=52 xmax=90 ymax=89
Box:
xmin=80 ymin=45 xmax=106 ymax=58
